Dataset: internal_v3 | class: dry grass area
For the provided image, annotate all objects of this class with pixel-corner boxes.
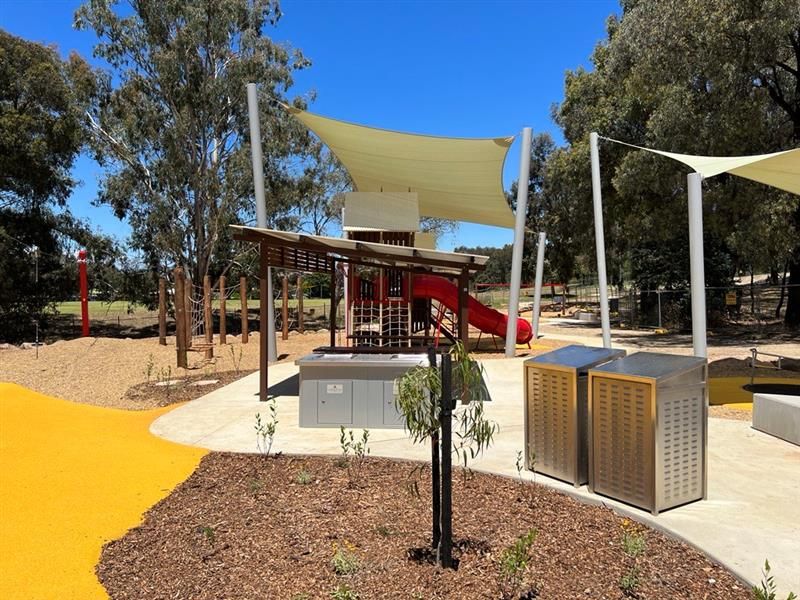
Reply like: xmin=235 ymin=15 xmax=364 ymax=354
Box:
xmin=0 ymin=331 xmax=327 ymax=409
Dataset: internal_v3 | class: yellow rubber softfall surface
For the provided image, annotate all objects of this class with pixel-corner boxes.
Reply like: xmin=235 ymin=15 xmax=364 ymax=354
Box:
xmin=0 ymin=383 xmax=207 ymax=599
xmin=708 ymin=376 xmax=796 ymax=405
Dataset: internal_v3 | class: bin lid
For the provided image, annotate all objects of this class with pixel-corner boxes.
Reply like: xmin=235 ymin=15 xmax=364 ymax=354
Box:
xmin=589 ymin=351 xmax=706 ymax=381
xmin=524 ymin=345 xmax=626 ymax=374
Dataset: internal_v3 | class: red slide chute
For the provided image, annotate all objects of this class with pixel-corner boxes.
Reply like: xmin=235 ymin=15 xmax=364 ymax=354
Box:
xmin=412 ymin=275 xmax=533 ymax=344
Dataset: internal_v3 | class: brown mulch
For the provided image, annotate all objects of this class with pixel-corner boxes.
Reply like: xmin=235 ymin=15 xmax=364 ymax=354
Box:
xmin=122 ymin=369 xmax=257 ymax=409
xmin=98 ymin=454 xmax=749 ymax=600
xmin=708 ymin=357 xmax=800 ymax=379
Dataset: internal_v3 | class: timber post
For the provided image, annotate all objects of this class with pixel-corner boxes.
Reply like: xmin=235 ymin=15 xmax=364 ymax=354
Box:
xmin=458 ymin=268 xmax=470 ymax=347
xmin=330 ymin=261 xmax=337 ymax=348
xmin=240 ymin=276 xmax=249 ymax=343
xmin=203 ymin=275 xmax=213 ymax=358
xmin=174 ymin=267 xmax=188 ymax=368
xmin=282 ymin=273 xmax=289 ymax=340
xmin=158 ymin=277 xmax=167 ymax=345
xmin=184 ymin=274 xmax=192 ymax=348
xmin=297 ymin=274 xmax=304 ymax=333
xmin=219 ymin=275 xmax=227 ymax=345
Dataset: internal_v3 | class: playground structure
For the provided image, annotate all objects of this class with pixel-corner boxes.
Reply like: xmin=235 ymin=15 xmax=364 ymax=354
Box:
xmin=235 ymin=91 xmax=544 ymax=406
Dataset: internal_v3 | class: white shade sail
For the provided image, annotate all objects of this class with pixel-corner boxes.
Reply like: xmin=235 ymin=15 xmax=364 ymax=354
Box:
xmin=286 ymin=106 xmax=517 ymax=228
xmin=604 ymin=137 xmax=800 ymax=195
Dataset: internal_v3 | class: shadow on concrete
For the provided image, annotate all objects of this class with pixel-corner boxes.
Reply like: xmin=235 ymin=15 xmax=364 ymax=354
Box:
xmin=267 ymin=373 xmax=299 ymax=399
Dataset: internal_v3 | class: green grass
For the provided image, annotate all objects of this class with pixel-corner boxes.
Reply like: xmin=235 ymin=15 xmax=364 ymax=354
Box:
xmin=55 ymin=298 xmax=338 ymax=320
xmin=56 ymin=301 xmax=153 ymax=318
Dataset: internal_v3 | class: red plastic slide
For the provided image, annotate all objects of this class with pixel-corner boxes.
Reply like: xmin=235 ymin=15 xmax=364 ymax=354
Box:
xmin=412 ymin=275 xmax=533 ymax=344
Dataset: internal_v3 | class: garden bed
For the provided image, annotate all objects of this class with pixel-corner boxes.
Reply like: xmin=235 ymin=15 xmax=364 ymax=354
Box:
xmin=98 ymin=454 xmax=750 ymax=599
xmin=122 ymin=369 xmax=257 ymax=409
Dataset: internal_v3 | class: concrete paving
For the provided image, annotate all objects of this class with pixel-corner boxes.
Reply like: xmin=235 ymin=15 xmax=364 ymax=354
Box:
xmin=151 ymin=358 xmax=800 ymax=595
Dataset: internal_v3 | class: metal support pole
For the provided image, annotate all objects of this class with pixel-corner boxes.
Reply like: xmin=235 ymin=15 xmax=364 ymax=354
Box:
xmin=687 ymin=173 xmax=707 ymax=358
xmin=438 ymin=352 xmax=453 ymax=569
xmin=505 ymin=127 xmax=532 ymax=357
xmin=531 ymin=232 xmax=546 ymax=340
xmin=657 ymin=290 xmax=662 ymax=329
xmin=427 ymin=347 xmax=440 ymax=550
xmin=590 ymin=132 xmax=612 ymax=348
xmin=247 ymin=82 xmax=277 ymax=363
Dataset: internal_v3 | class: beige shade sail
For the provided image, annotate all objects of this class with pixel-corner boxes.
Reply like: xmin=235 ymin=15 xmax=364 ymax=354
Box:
xmin=604 ymin=137 xmax=800 ymax=195
xmin=286 ymin=106 xmax=517 ymax=228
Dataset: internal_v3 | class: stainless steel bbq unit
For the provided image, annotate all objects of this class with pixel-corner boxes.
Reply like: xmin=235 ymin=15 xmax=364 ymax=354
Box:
xmin=588 ymin=352 xmax=708 ymax=515
xmin=524 ymin=345 xmax=626 ymax=486
xmin=297 ymin=353 xmax=428 ymax=429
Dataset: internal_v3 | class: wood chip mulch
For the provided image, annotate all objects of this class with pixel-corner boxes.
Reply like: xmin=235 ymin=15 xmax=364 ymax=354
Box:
xmin=122 ymin=369 xmax=257 ymax=409
xmin=98 ymin=454 xmax=750 ymax=600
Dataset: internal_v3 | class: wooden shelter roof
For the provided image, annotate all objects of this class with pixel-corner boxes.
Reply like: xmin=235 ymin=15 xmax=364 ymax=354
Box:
xmin=232 ymin=225 xmax=487 ymax=274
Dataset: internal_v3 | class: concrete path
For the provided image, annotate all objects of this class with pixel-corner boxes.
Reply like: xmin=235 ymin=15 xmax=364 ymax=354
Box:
xmin=151 ymin=358 xmax=800 ymax=595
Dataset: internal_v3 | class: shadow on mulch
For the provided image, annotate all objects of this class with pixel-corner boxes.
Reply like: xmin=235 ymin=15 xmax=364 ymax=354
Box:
xmin=97 ymin=454 xmax=752 ymax=600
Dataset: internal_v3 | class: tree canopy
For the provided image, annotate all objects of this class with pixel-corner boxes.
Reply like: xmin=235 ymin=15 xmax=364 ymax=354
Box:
xmin=535 ymin=0 xmax=800 ymax=324
xmin=75 ymin=0 xmax=338 ymax=282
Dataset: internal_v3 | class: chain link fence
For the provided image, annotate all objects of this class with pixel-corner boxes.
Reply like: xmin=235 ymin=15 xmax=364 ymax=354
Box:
xmin=574 ymin=284 xmax=798 ymax=329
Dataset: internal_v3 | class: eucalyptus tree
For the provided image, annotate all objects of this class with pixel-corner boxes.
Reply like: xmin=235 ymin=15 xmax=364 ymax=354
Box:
xmin=75 ymin=0 xmax=328 ymax=281
xmin=547 ymin=0 xmax=800 ymax=324
xmin=0 ymin=30 xmax=119 ymax=340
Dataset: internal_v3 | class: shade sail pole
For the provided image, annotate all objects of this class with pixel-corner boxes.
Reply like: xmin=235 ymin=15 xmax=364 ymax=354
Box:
xmin=687 ymin=173 xmax=707 ymax=358
xmin=590 ymin=132 xmax=612 ymax=348
xmin=505 ymin=127 xmax=532 ymax=357
xmin=531 ymin=231 xmax=547 ymax=340
xmin=247 ymin=82 xmax=277 ymax=363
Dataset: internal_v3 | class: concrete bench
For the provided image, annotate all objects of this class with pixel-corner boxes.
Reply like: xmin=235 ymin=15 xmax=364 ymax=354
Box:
xmin=753 ymin=393 xmax=800 ymax=446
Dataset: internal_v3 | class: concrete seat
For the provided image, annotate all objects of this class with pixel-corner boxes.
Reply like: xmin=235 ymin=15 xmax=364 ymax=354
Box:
xmin=753 ymin=393 xmax=800 ymax=446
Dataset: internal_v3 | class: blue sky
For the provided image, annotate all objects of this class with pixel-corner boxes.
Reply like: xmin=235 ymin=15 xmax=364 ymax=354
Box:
xmin=1 ymin=0 xmax=619 ymax=251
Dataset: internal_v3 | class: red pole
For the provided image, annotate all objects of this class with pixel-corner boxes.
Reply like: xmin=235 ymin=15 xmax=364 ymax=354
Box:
xmin=78 ymin=249 xmax=89 ymax=337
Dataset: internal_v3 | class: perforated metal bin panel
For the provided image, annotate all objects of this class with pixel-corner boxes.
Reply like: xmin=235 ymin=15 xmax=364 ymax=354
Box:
xmin=588 ymin=352 xmax=707 ymax=514
xmin=524 ymin=346 xmax=625 ymax=486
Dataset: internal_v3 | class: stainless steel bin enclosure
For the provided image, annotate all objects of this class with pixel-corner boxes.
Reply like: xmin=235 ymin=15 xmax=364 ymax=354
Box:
xmin=588 ymin=352 xmax=707 ymax=515
xmin=297 ymin=353 xmax=427 ymax=429
xmin=524 ymin=345 xmax=626 ymax=486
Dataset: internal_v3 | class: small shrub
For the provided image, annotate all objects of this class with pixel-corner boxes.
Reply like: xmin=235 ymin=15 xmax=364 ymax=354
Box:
xmin=331 ymin=540 xmax=360 ymax=575
xmin=339 ymin=427 xmax=370 ymax=487
xmin=330 ymin=584 xmax=359 ymax=600
xmin=498 ymin=529 xmax=537 ymax=599
xmin=619 ymin=519 xmax=646 ymax=597
xmin=248 ymin=478 xmax=263 ymax=495
xmin=753 ymin=560 xmax=798 ymax=600
xmin=199 ymin=525 xmax=215 ymax=546
xmin=142 ymin=353 xmax=155 ymax=383
xmin=229 ymin=344 xmax=243 ymax=374
xmin=620 ymin=567 xmax=640 ymax=595
xmin=157 ymin=365 xmax=174 ymax=399
xmin=296 ymin=469 xmax=313 ymax=485
xmin=255 ymin=398 xmax=278 ymax=457
xmin=375 ymin=524 xmax=392 ymax=538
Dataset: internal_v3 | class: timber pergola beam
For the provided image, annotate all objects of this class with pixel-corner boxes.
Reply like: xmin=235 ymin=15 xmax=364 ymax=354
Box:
xmin=232 ymin=225 xmax=487 ymax=401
